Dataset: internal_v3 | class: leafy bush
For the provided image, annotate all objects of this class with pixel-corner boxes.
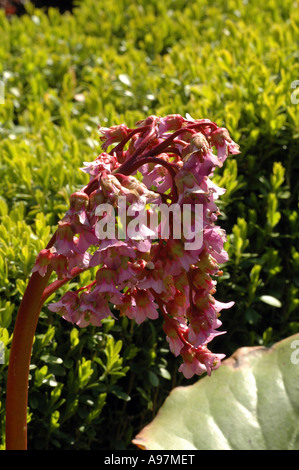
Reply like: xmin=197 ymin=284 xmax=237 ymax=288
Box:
xmin=0 ymin=0 xmax=299 ymax=450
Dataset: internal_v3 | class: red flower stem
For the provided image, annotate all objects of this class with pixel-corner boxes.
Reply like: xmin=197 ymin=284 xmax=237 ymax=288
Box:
xmin=82 ymin=174 xmax=101 ymax=195
xmin=5 ymin=268 xmax=53 ymax=450
xmin=5 ymin=263 xmax=90 ymax=450
xmin=113 ymin=128 xmax=190 ymax=177
xmin=126 ymin=125 xmax=157 ymax=160
xmin=41 ymin=267 xmax=88 ymax=303
xmin=75 ymin=279 xmax=97 ymax=294
xmin=113 ymin=121 xmax=212 ymax=183
xmin=5 ymin=224 xmax=89 ymax=450
xmin=109 ymin=124 xmax=151 ymax=155
xmin=133 ymin=123 xmax=208 ymax=160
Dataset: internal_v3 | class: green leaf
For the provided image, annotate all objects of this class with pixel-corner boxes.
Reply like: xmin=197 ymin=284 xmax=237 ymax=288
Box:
xmin=86 ymin=393 xmax=107 ymax=425
xmin=148 ymin=370 xmax=159 ymax=387
xmin=78 ymin=358 xmax=94 ymax=389
xmin=133 ymin=334 xmax=299 ymax=450
xmin=118 ymin=74 xmax=132 ymax=87
xmin=266 ymin=193 xmax=281 ymax=228
xmin=260 ymin=295 xmax=282 ymax=308
xmin=245 ymin=307 xmax=261 ymax=325
xmin=270 ymin=162 xmax=285 ymax=191
xmin=40 ymin=354 xmax=63 ymax=365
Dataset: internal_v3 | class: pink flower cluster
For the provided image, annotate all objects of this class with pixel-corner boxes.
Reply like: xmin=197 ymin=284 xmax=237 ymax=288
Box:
xmin=33 ymin=114 xmax=239 ymax=378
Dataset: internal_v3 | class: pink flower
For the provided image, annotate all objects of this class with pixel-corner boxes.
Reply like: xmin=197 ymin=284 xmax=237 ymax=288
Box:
xmin=79 ymin=291 xmax=115 ymax=327
xmin=75 ymin=228 xmax=98 ymax=254
xmin=94 ymin=267 xmax=121 ymax=294
xmin=165 ymin=287 xmax=189 ymax=319
xmin=161 ymin=239 xmax=203 ymax=275
xmin=187 ymin=316 xmax=224 ymax=348
xmin=81 ymin=152 xmax=119 ymax=176
xmin=32 ymin=249 xmax=53 ymax=276
xmin=89 ymin=239 xmax=135 ymax=269
xmin=178 ymin=346 xmax=208 ymax=378
xmin=157 ymin=114 xmax=185 ymax=134
xmin=179 ymin=345 xmax=225 ymax=378
xmin=36 ymin=113 xmax=238 ymax=378
xmin=49 ymin=252 xmax=69 ymax=279
xmin=99 ymin=124 xmax=130 ymax=150
xmin=163 ymin=317 xmax=187 ymax=356
xmin=137 ymin=259 xmax=169 ymax=294
xmin=55 ymin=221 xmax=76 ymax=256
xmin=48 ymin=291 xmax=81 ymax=324
xmin=68 ymin=250 xmax=90 ymax=274
xmin=203 ymin=226 xmax=227 ymax=256
xmin=120 ymin=289 xmax=159 ymax=324
xmin=69 ymin=191 xmax=89 ymax=223
xmin=210 ymin=127 xmax=240 ymax=163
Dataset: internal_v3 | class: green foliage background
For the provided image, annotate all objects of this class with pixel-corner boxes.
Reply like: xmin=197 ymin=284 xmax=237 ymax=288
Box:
xmin=0 ymin=0 xmax=298 ymax=450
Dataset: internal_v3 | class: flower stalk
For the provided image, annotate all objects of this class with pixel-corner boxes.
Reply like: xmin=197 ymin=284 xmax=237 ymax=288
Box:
xmin=5 ymin=270 xmax=52 ymax=450
xmin=5 ymin=113 xmax=239 ymax=449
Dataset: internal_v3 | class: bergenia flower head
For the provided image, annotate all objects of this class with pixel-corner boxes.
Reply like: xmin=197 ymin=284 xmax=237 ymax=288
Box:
xmin=33 ymin=113 xmax=239 ymax=379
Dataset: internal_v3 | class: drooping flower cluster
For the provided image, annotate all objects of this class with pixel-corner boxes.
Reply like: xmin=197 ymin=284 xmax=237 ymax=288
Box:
xmin=33 ymin=114 xmax=239 ymax=378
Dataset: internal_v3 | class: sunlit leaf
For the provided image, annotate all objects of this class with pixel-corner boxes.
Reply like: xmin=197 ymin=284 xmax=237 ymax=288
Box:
xmin=133 ymin=334 xmax=299 ymax=450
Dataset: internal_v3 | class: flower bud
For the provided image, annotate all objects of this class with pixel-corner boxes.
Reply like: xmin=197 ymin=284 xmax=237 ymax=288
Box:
xmin=190 ymin=132 xmax=210 ymax=154
xmin=101 ymin=174 xmax=122 ymax=198
xmin=210 ymin=127 xmax=231 ymax=145
xmin=70 ymin=191 xmax=89 ymax=211
xmin=89 ymin=189 xmax=106 ymax=211
xmin=158 ymin=114 xmax=185 ymax=133
xmin=99 ymin=124 xmax=129 ymax=150
xmin=32 ymin=249 xmax=53 ymax=276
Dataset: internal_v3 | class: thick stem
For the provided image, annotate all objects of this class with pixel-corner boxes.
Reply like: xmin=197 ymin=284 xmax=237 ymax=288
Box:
xmin=5 ymin=269 xmax=52 ymax=450
xmin=5 ymin=263 xmax=88 ymax=449
xmin=5 ymin=231 xmax=61 ymax=450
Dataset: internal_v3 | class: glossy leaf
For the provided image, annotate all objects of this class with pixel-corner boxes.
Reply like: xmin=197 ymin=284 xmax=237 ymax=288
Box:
xmin=133 ymin=334 xmax=299 ymax=450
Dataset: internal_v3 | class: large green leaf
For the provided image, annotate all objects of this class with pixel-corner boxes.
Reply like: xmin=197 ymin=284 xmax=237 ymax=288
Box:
xmin=133 ymin=334 xmax=299 ymax=450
